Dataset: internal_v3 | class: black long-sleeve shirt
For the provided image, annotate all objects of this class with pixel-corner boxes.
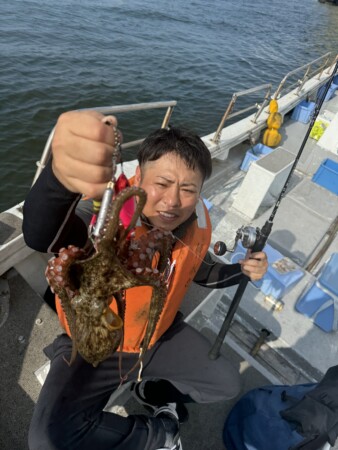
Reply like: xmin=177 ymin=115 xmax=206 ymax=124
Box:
xmin=22 ymin=159 xmax=243 ymax=290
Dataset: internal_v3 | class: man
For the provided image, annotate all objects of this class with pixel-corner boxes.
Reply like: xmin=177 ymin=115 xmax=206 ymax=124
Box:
xmin=23 ymin=111 xmax=268 ymax=450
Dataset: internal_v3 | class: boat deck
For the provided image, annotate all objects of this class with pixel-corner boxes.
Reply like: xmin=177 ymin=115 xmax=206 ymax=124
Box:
xmin=196 ymin=93 xmax=338 ymax=384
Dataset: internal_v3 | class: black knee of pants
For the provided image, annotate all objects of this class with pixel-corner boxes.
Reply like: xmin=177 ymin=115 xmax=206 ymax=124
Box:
xmin=29 ymin=399 xmax=171 ymax=450
xmin=28 ymin=408 xmax=144 ymax=450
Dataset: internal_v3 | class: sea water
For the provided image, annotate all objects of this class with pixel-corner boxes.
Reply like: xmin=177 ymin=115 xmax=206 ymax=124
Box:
xmin=1 ymin=0 xmax=338 ymax=210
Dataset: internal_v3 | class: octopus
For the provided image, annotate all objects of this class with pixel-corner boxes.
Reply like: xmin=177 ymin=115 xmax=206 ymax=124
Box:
xmin=45 ymin=185 xmax=174 ymax=372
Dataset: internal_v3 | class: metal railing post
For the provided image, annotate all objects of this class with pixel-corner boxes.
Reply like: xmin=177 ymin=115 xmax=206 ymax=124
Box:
xmin=212 ymin=96 xmax=237 ymax=144
xmin=212 ymin=84 xmax=271 ymax=144
xmin=161 ymin=106 xmax=175 ymax=129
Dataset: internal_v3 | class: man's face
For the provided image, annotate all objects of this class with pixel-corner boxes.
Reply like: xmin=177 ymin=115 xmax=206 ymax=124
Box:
xmin=134 ymin=153 xmax=204 ymax=232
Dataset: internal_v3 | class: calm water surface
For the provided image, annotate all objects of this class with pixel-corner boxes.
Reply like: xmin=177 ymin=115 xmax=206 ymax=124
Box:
xmin=1 ymin=0 xmax=338 ymax=210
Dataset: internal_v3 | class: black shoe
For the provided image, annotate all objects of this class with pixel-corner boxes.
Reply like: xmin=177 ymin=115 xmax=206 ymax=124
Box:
xmin=131 ymin=381 xmax=189 ymax=424
xmin=153 ymin=404 xmax=183 ymax=450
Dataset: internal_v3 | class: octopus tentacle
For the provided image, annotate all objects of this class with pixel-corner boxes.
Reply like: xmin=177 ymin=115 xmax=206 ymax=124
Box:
xmin=98 ymin=187 xmax=147 ymax=251
xmin=137 ymin=230 xmax=174 ymax=377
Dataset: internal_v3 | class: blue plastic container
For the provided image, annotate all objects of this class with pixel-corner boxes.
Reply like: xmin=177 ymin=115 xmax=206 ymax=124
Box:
xmin=317 ymin=83 xmax=338 ymax=102
xmin=320 ymin=253 xmax=338 ymax=296
xmin=312 ymin=159 xmax=338 ymax=195
xmin=231 ymin=241 xmax=304 ymax=300
xmin=291 ymin=101 xmax=316 ymax=123
xmin=240 ymin=144 xmax=273 ymax=172
xmin=296 ymin=253 xmax=338 ymax=332
xmin=329 ymin=83 xmax=337 ymax=97
xmin=296 ymin=284 xmax=333 ymax=333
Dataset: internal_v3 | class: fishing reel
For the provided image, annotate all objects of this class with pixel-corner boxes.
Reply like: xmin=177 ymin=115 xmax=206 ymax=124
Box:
xmin=213 ymin=225 xmax=262 ymax=256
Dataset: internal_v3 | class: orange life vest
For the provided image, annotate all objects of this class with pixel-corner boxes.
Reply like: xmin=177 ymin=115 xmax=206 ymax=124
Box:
xmin=55 ymin=198 xmax=211 ymax=353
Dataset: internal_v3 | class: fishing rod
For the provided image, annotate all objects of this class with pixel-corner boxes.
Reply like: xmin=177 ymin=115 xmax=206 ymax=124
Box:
xmin=209 ymin=59 xmax=338 ymax=360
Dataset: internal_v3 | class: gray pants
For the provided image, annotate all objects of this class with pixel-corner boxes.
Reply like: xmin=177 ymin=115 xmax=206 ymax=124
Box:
xmin=28 ymin=313 xmax=240 ymax=450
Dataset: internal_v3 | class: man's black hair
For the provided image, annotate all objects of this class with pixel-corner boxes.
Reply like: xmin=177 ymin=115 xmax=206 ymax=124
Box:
xmin=137 ymin=127 xmax=212 ymax=181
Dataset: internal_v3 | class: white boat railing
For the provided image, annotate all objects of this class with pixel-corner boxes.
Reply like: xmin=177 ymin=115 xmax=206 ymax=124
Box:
xmin=32 ymin=100 xmax=177 ymax=185
xmin=273 ymin=52 xmax=333 ymax=99
xmin=212 ymin=84 xmax=272 ymax=144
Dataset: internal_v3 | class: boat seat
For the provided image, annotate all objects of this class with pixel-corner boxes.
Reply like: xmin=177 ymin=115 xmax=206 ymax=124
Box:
xmin=296 ymin=253 xmax=338 ymax=332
